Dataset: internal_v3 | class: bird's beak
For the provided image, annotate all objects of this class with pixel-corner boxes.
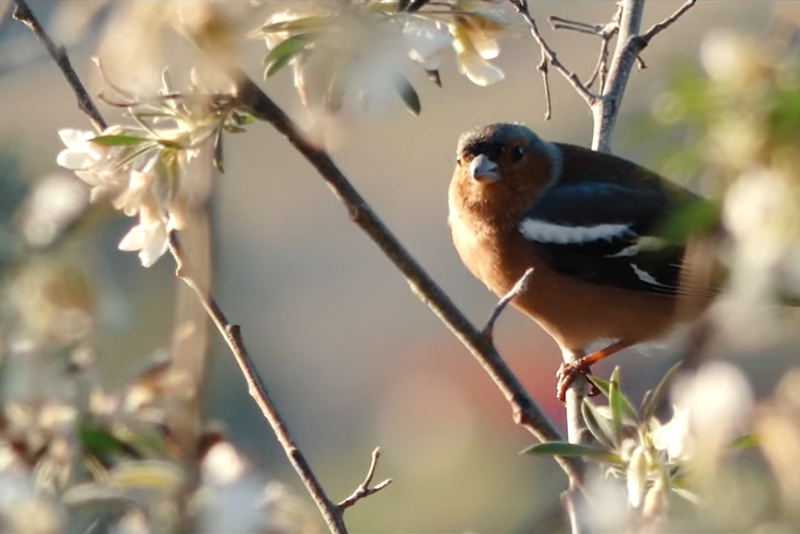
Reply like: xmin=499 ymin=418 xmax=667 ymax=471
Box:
xmin=468 ymin=154 xmax=500 ymax=183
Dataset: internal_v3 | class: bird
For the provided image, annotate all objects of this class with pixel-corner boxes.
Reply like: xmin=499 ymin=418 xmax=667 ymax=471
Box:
xmin=448 ymin=122 xmax=717 ymax=402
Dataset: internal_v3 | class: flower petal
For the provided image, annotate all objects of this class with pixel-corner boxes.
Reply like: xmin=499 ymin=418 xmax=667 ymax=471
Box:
xmin=138 ymin=224 xmax=169 ymax=267
xmin=457 ymin=49 xmax=504 ymax=86
xmin=58 ymin=129 xmax=94 ymax=149
xmin=57 ymin=148 xmax=97 ymax=170
xmin=118 ymin=225 xmax=148 ymax=251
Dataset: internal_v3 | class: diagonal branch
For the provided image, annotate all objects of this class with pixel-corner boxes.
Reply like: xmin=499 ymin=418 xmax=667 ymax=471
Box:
xmin=167 ymin=233 xmax=349 ymax=534
xmin=11 ymin=3 xmax=357 ymax=533
xmin=228 ymin=73 xmax=586 ymax=488
xmin=640 ymin=0 xmax=698 ymax=44
xmin=11 ymin=0 xmax=106 ymax=132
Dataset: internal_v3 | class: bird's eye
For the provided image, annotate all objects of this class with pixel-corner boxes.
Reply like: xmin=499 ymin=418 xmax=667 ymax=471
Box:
xmin=510 ymin=146 xmax=524 ymax=162
xmin=456 ymin=156 xmax=462 ymax=167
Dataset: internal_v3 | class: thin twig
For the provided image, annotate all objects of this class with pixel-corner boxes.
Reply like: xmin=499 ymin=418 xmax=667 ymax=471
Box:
xmin=537 ymin=54 xmax=553 ymax=120
xmin=227 ymin=73 xmax=586 ymax=489
xmin=548 ymin=15 xmax=604 ymax=36
xmin=338 ymin=448 xmax=393 ymax=512
xmin=482 ymin=268 xmax=535 ymax=340
xmin=167 ymin=233 xmax=350 ymax=534
xmin=510 ymin=0 xmax=596 ymax=108
xmin=548 ymin=9 xmax=621 ymax=93
xmin=11 ymin=0 xmax=106 ymax=132
xmin=586 ymin=36 xmax=612 ymax=91
xmin=640 ymin=0 xmax=698 ymax=44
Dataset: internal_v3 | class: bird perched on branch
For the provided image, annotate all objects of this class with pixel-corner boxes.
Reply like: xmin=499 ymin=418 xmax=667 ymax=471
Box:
xmin=448 ymin=122 xmax=716 ymax=402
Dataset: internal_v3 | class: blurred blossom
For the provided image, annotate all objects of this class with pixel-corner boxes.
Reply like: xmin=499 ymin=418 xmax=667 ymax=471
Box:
xmin=56 ymin=72 xmax=243 ymax=267
xmin=652 ymin=405 xmax=693 ymax=463
xmin=700 ymin=29 xmax=769 ymax=88
xmin=627 ymin=445 xmax=647 ymax=508
xmin=585 ymin=475 xmax=629 ymax=532
xmin=0 ymin=473 xmax=63 ymax=533
xmin=7 ymin=257 xmax=96 ymax=344
xmin=254 ymin=0 xmax=512 ymax=114
xmin=672 ymin=361 xmax=754 ymax=456
xmin=17 ymin=173 xmax=90 ymax=248
xmin=96 ymin=2 xmax=260 ymax=93
xmin=402 ymin=18 xmax=452 ymax=70
xmin=201 ymin=441 xmax=247 ymax=486
xmin=756 ymin=369 xmax=800 ymax=504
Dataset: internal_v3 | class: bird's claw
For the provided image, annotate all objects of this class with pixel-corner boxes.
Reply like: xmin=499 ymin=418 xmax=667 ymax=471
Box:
xmin=556 ymin=361 xmax=600 ymax=403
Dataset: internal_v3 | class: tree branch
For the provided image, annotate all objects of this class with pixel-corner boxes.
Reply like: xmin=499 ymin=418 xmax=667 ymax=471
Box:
xmin=640 ymin=0 xmax=698 ymax=44
xmin=10 ymin=4 xmax=361 ymax=532
xmin=510 ymin=0 xmax=597 ymax=116
xmin=167 ymin=232 xmax=350 ymax=534
xmin=592 ymin=0 xmax=697 ymax=152
xmin=228 ymin=73 xmax=586 ymax=488
xmin=11 ymin=0 xmax=106 ymax=132
xmin=338 ymin=448 xmax=393 ymax=512
xmin=591 ymin=0 xmax=646 ymax=152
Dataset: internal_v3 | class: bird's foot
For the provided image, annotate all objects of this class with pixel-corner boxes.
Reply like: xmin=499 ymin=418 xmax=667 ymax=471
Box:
xmin=556 ymin=361 xmax=600 ymax=403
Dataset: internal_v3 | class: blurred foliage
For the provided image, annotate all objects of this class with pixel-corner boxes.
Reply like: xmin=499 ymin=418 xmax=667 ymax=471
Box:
xmin=251 ymin=0 xmax=514 ymax=115
xmin=0 ymin=143 xmax=316 ymax=532
xmin=6 ymin=0 xmax=800 ymax=532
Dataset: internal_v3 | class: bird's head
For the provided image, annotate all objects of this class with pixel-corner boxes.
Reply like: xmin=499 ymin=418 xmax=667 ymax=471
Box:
xmin=450 ymin=123 xmax=563 ymax=223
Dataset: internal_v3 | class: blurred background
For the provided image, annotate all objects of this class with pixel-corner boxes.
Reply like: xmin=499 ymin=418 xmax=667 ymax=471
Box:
xmin=0 ymin=1 xmax=788 ymax=531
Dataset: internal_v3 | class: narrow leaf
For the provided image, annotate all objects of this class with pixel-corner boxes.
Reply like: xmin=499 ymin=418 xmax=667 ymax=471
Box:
xmin=263 ymin=34 xmax=315 ymax=79
xmin=591 ymin=373 xmax=639 ymax=424
xmin=641 ymin=360 xmax=682 ymax=422
xmin=90 ymin=134 xmax=149 ymax=146
xmin=521 ymin=441 xmax=607 ymax=458
xmin=213 ymin=129 xmax=224 ymax=173
xmin=395 ymin=74 xmax=421 ymax=116
xmin=582 ymin=398 xmax=617 ymax=447
xmin=78 ymin=420 xmax=141 ymax=459
xmin=608 ymin=367 xmax=624 ymax=443
xmin=231 ymin=111 xmax=255 ymax=126
xmin=255 ymin=16 xmax=327 ymax=37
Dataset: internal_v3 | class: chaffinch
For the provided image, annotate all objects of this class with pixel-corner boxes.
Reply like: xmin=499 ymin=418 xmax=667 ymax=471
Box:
xmin=448 ymin=123 xmax=716 ymax=402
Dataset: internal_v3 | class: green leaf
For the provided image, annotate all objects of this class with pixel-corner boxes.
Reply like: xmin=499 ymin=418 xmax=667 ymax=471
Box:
xmin=231 ymin=111 xmax=255 ymax=126
xmin=223 ymin=124 xmax=246 ymax=134
xmin=582 ymin=398 xmax=617 ymax=447
xmin=641 ymin=360 xmax=682 ymax=422
xmin=608 ymin=367 xmax=624 ymax=443
xmin=590 ymin=372 xmax=639 ymax=425
xmin=256 ymin=16 xmax=327 ymax=36
xmin=395 ymin=74 xmax=421 ymax=116
xmin=90 ymin=134 xmax=149 ymax=146
xmin=262 ymin=34 xmax=315 ymax=79
xmin=657 ymin=197 xmax=721 ymax=242
xmin=78 ymin=420 xmax=140 ymax=459
xmin=521 ymin=441 xmax=608 ymax=458
xmin=731 ymin=433 xmax=758 ymax=450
